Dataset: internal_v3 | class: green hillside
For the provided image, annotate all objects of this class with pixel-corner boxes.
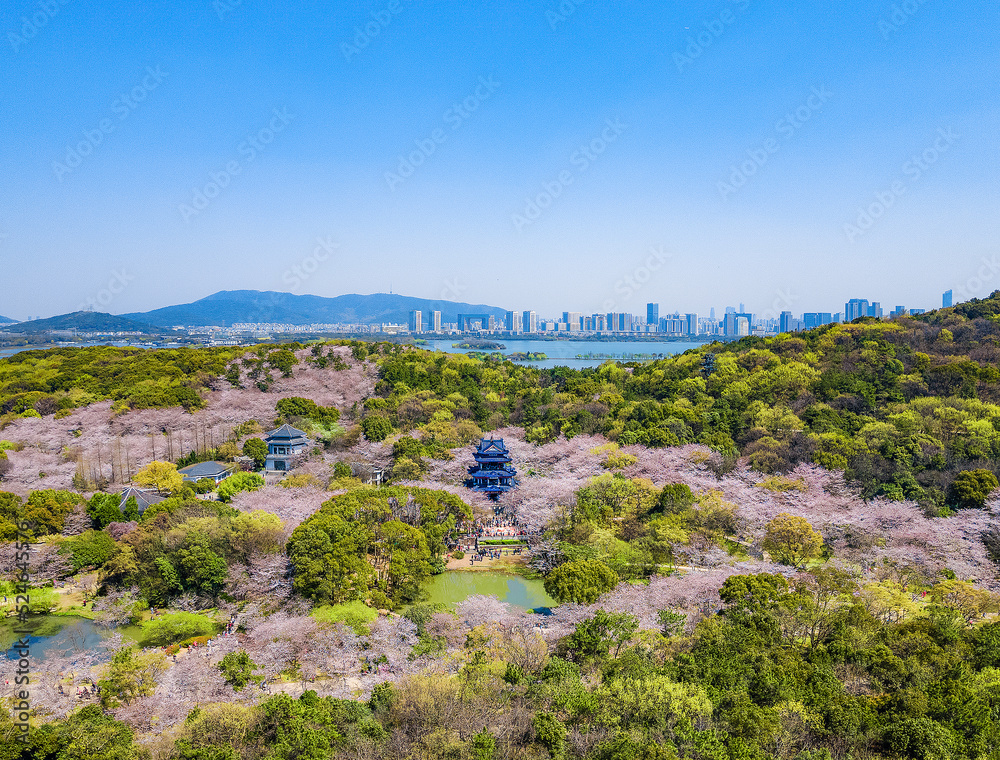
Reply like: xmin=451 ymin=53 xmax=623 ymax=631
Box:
xmin=370 ymin=290 xmax=1000 ymax=511
xmin=0 ymin=310 xmax=163 ymax=334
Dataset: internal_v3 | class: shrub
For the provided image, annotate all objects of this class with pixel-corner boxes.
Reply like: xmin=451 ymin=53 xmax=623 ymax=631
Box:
xmin=217 ymin=472 xmax=265 ymax=502
xmin=543 ymin=559 xmax=618 ymax=604
xmin=452 ymin=550 xmax=465 ymax=560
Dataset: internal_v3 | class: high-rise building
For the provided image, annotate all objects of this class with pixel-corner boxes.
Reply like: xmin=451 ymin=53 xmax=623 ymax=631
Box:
xmin=431 ymin=311 xmax=442 ymax=332
xmin=710 ymin=307 xmax=716 ymax=320
xmin=522 ymin=310 xmax=538 ymax=333
xmin=646 ymin=303 xmax=659 ymax=327
xmin=408 ymin=310 xmax=423 ymax=333
xmin=739 ymin=302 xmax=745 ymax=313
xmin=844 ymin=299 xmax=870 ymax=322
xmin=779 ymin=311 xmax=793 ymax=333
xmin=563 ymin=311 xmax=583 ymax=331
xmin=869 ymin=302 xmax=882 ymax=319
xmin=685 ymin=313 xmax=698 ymax=336
xmin=505 ymin=311 xmax=517 ymax=332
xmin=590 ymin=313 xmax=607 ymax=331
xmin=736 ymin=317 xmax=750 ymax=336
xmin=803 ymin=313 xmax=833 ymax=330
xmin=943 ymin=290 xmax=953 ymax=308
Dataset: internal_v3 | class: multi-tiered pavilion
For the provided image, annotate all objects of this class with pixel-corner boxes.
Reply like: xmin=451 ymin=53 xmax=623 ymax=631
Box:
xmin=467 ymin=437 xmax=517 ymax=498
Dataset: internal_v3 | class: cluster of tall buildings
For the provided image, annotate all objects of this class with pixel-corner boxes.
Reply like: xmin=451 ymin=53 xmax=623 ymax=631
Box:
xmin=405 ymin=291 xmax=952 ymax=338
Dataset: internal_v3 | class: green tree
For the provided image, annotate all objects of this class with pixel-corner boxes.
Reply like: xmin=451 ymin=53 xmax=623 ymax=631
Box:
xmin=217 ymin=650 xmax=263 ymax=691
xmin=559 ymin=610 xmax=639 ymax=662
xmin=762 ymin=513 xmax=824 ymax=568
xmin=543 ymin=559 xmax=618 ymax=604
xmin=176 ymin=541 xmax=229 ymax=593
xmin=98 ymin=647 xmax=166 ymax=707
xmin=948 ymin=469 xmax=999 ymax=509
xmin=533 ymin=711 xmax=567 ymax=759
xmin=67 ymin=529 xmax=118 ymax=571
xmin=361 ymin=415 xmax=393 ymax=442
xmin=658 ymin=482 xmax=694 ymax=514
xmin=122 ymin=495 xmax=140 ymax=522
xmin=87 ymin=492 xmax=124 ymax=528
xmin=242 ymin=437 xmax=268 ymax=469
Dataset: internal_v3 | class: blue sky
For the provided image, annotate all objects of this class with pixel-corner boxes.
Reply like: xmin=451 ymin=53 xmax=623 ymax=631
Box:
xmin=1 ymin=0 xmax=997 ymax=320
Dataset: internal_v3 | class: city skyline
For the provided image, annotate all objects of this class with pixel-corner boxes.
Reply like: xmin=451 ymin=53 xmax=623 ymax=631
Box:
xmin=1 ymin=2 xmax=997 ymax=318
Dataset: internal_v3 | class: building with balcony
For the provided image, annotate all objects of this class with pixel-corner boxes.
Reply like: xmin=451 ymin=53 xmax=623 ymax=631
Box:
xmin=264 ymin=424 xmax=311 ymax=472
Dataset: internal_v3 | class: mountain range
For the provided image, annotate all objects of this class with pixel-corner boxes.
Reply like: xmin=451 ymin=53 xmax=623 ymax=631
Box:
xmin=122 ymin=290 xmax=508 ymax=327
xmin=0 ymin=315 xmax=14 ymax=324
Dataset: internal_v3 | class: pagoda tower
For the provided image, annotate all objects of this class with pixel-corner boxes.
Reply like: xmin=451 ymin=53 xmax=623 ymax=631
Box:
xmin=466 ymin=437 xmax=517 ymax=498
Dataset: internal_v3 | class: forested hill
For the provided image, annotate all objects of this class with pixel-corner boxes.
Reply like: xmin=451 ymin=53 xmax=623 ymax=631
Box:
xmin=370 ymin=290 xmax=1000 ymax=511
xmin=0 ymin=315 xmax=14 ymax=324
xmin=5 ymin=292 xmax=1000 ymax=511
xmin=125 ymin=290 xmax=508 ymax=327
xmin=0 ymin=311 xmax=162 ymax=334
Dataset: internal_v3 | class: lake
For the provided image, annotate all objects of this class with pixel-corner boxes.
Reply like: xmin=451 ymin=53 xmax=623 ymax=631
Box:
xmin=422 ymin=338 xmax=706 ymax=369
xmin=422 ymin=571 xmax=555 ymax=611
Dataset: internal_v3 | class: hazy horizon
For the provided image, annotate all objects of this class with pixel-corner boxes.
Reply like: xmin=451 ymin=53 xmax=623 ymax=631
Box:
xmin=2 ymin=1 xmax=997 ymax=321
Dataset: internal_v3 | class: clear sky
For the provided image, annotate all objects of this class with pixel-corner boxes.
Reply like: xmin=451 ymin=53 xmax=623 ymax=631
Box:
xmin=1 ymin=0 xmax=997 ymax=321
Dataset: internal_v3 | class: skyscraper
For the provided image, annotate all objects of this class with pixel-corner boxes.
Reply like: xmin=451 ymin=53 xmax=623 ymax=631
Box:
xmin=563 ymin=311 xmax=582 ymax=331
xmin=803 ymin=313 xmax=833 ymax=329
xmin=943 ymin=290 xmax=953 ymax=308
xmin=505 ymin=311 xmax=517 ymax=332
xmin=685 ymin=313 xmax=698 ymax=336
xmin=779 ymin=311 xmax=793 ymax=333
xmin=431 ymin=311 xmax=442 ymax=332
xmin=844 ymin=299 xmax=870 ymax=322
xmin=408 ymin=310 xmax=422 ymax=333
xmin=522 ymin=310 xmax=538 ymax=333
xmin=646 ymin=303 xmax=659 ymax=327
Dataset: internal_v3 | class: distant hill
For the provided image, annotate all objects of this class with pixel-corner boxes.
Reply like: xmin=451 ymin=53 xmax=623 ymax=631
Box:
xmin=125 ymin=290 xmax=509 ymax=328
xmin=0 ymin=311 xmax=164 ymax=334
xmin=0 ymin=315 xmax=14 ymax=324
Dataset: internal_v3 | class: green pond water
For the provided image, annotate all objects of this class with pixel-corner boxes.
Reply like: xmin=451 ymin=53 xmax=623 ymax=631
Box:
xmin=422 ymin=571 xmax=555 ymax=611
xmin=1 ymin=615 xmax=142 ymax=663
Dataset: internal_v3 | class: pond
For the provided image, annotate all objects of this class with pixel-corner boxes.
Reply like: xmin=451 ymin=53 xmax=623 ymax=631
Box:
xmin=1 ymin=615 xmax=141 ymax=664
xmin=422 ymin=571 xmax=556 ymax=612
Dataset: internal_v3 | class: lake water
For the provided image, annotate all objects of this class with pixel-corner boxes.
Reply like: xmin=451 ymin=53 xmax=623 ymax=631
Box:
xmin=422 ymin=339 xmax=706 ymax=369
xmin=1 ymin=338 xmax=707 ymax=368
xmin=422 ymin=571 xmax=555 ymax=611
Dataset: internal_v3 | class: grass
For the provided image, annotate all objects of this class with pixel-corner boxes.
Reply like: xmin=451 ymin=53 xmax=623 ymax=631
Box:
xmin=312 ymin=601 xmax=379 ymax=633
xmin=140 ymin=611 xmax=219 ymax=647
xmin=478 ymin=538 xmax=525 ymax=546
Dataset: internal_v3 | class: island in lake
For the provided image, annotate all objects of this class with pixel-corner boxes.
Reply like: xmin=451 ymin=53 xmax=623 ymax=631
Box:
xmin=453 ymin=339 xmax=506 ymax=349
